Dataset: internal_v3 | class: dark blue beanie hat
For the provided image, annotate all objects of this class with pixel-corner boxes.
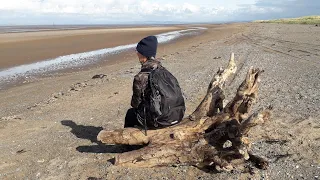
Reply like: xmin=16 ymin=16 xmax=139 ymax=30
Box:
xmin=136 ymin=36 xmax=158 ymax=58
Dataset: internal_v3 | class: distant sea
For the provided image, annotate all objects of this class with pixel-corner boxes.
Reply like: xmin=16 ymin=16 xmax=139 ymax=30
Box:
xmin=0 ymin=24 xmax=175 ymax=34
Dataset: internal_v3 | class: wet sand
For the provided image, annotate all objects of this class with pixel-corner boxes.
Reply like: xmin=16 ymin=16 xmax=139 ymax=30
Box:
xmin=0 ymin=26 xmax=182 ymax=69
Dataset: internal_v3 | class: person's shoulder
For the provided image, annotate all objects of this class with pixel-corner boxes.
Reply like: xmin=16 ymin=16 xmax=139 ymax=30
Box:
xmin=133 ymin=72 xmax=145 ymax=82
xmin=134 ymin=69 xmax=150 ymax=81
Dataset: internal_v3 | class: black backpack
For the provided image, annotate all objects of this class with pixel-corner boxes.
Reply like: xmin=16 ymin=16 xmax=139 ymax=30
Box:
xmin=137 ymin=67 xmax=185 ymax=127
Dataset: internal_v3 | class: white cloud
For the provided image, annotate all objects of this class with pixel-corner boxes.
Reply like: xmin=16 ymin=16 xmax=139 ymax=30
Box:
xmin=0 ymin=0 xmax=229 ymax=24
xmin=0 ymin=0 xmax=318 ymax=25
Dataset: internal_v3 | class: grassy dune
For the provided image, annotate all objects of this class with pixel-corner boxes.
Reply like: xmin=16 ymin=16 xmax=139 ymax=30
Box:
xmin=255 ymin=15 xmax=320 ymax=24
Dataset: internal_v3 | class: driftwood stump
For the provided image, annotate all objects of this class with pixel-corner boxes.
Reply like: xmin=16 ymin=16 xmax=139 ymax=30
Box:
xmin=97 ymin=53 xmax=271 ymax=171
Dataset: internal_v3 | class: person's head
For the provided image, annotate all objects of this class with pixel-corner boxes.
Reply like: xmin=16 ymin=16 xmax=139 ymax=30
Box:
xmin=136 ymin=36 xmax=158 ymax=64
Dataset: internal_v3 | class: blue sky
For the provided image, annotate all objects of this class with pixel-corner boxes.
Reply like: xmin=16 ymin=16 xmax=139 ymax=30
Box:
xmin=0 ymin=0 xmax=319 ymax=25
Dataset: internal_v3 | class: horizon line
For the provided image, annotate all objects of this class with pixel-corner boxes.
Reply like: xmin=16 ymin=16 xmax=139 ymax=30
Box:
xmin=0 ymin=20 xmax=250 ymax=27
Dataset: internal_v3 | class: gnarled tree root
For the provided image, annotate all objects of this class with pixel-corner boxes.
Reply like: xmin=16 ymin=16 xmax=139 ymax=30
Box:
xmin=97 ymin=53 xmax=271 ymax=171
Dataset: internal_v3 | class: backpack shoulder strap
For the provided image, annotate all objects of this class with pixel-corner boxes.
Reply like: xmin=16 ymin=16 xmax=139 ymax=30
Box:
xmin=140 ymin=68 xmax=152 ymax=73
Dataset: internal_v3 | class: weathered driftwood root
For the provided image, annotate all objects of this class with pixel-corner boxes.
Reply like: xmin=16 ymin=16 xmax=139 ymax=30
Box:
xmin=97 ymin=53 xmax=271 ymax=171
xmin=189 ymin=53 xmax=237 ymax=120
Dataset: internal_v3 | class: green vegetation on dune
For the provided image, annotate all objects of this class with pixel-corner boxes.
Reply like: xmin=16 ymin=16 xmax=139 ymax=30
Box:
xmin=255 ymin=16 xmax=320 ymax=25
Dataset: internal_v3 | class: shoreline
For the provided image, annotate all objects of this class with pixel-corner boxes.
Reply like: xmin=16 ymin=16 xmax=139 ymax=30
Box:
xmin=0 ymin=26 xmax=185 ymax=69
xmin=0 ymin=26 xmax=206 ymax=90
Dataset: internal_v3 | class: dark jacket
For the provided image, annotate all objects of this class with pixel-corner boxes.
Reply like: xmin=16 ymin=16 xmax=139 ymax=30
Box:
xmin=131 ymin=59 xmax=162 ymax=109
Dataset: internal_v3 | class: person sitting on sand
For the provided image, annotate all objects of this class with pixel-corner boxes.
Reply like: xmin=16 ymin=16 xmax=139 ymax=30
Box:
xmin=125 ymin=36 xmax=185 ymax=129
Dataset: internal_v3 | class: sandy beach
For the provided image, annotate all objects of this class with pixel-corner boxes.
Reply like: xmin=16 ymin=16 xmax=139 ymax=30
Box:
xmin=0 ymin=23 xmax=319 ymax=179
